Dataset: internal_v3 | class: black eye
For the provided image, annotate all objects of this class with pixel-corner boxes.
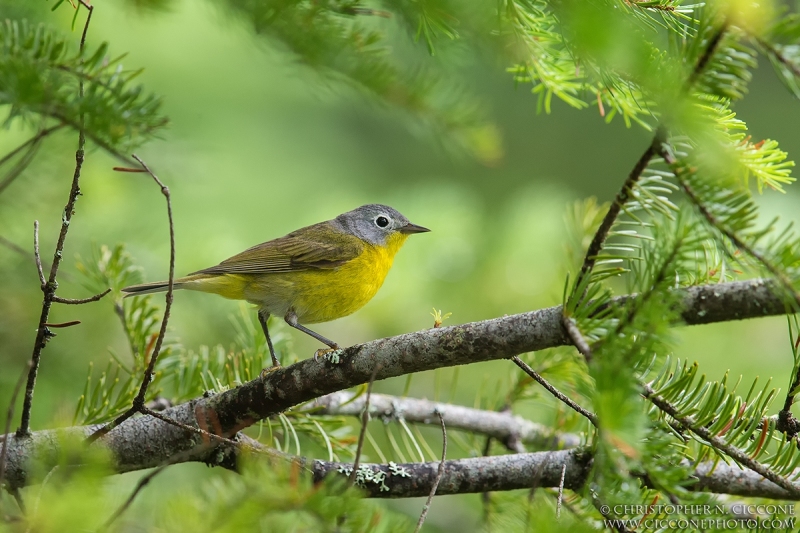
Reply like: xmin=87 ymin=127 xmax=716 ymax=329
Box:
xmin=375 ymin=216 xmax=390 ymax=228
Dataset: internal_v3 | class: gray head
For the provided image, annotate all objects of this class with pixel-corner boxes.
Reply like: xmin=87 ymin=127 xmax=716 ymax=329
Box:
xmin=333 ymin=204 xmax=430 ymax=245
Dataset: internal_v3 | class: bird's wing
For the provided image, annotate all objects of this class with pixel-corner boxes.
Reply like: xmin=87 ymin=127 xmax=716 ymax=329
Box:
xmin=190 ymin=222 xmax=364 ymax=275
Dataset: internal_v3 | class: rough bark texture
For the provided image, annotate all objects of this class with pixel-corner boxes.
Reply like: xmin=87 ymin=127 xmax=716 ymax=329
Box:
xmin=308 ymin=449 xmax=594 ymax=498
xmin=1 ymin=279 xmax=792 ymax=492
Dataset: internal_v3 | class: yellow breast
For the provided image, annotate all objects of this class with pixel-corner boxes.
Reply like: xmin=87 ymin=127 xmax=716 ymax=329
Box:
xmin=287 ymin=232 xmax=409 ymax=323
xmin=191 ymin=232 xmax=410 ymax=323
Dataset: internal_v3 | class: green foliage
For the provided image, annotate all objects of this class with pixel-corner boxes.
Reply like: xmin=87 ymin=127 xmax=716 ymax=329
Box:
xmin=0 ymin=19 xmax=167 ymax=153
xmin=72 ymin=244 xmax=172 ymax=424
xmin=220 ymin=0 xmax=501 ymax=163
xmin=8 ymin=0 xmax=800 ymax=531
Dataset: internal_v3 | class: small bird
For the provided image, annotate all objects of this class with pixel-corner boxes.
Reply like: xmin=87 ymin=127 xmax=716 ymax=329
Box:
xmin=122 ymin=204 xmax=429 ymax=368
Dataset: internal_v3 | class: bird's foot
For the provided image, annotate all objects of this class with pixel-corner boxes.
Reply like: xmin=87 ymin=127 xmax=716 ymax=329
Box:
xmin=259 ymin=364 xmax=281 ymax=380
xmin=314 ymin=347 xmax=344 ymax=364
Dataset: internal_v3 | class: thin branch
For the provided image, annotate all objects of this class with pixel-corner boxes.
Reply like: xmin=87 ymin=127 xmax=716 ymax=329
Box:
xmin=0 ymin=123 xmax=65 ymax=197
xmin=757 ymin=37 xmax=800 ymax=78
xmin=561 ymin=317 xmax=593 ymax=360
xmin=42 ymin=321 xmax=81 ymax=328
xmin=348 ymin=365 xmax=380 ymax=486
xmin=572 ymin=138 xmax=658 ymax=293
xmin=100 ymin=441 xmax=217 ymax=530
xmin=671 ymin=166 xmax=800 ymax=310
xmin=77 ymin=0 xmax=93 ymax=51
xmin=0 ymin=141 xmax=43 ymax=198
xmin=33 ymin=221 xmax=44 ymax=288
xmin=556 ymin=463 xmax=566 ymax=519
xmin=0 ymin=125 xmax=64 ymax=171
xmin=16 ymin=1 xmax=94 ymax=437
xmin=0 ymin=236 xmax=32 ymax=262
xmin=686 ymin=22 xmax=728 ymax=87
xmin=413 ymin=410 xmax=446 ymax=533
xmin=0 ymin=362 xmax=32 ymax=490
xmin=141 ymin=407 xmax=244 ymax=450
xmin=480 ymin=436 xmax=492 ymax=521
xmin=87 ymin=155 xmax=175 ymax=443
xmin=660 ymin=145 xmax=800 ymax=433
xmin=0 ymin=230 xmax=65 ymax=282
xmin=567 ymin=21 xmax=728 ymax=308
xmin=52 ymin=288 xmax=111 ymax=305
xmin=100 ymin=465 xmax=169 ymax=530
xmin=309 ymin=391 xmax=581 ymax=451
xmin=511 ymin=356 xmax=599 ymax=427
xmin=642 ymin=382 xmax=800 ymax=498
xmin=592 ymin=492 xmax=633 ymax=533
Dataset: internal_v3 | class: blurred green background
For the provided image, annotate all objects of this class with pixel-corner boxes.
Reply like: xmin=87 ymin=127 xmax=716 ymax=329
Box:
xmin=2 ymin=0 xmax=800 ymax=530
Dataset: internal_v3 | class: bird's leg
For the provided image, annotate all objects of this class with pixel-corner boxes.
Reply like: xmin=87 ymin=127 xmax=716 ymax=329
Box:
xmin=284 ymin=309 xmax=342 ymax=362
xmin=258 ymin=309 xmax=280 ymax=368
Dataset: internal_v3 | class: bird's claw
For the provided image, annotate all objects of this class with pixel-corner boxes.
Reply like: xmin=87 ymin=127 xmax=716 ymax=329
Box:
xmin=314 ymin=347 xmax=344 ymax=364
xmin=259 ymin=365 xmax=281 ymax=380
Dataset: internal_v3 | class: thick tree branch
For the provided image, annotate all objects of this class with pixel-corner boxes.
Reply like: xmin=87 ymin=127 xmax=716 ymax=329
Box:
xmin=0 ymin=279 xmax=792 ymax=491
xmin=308 ymin=391 xmax=581 ymax=451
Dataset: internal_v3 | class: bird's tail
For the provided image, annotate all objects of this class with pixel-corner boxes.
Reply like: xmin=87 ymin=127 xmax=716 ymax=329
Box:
xmin=122 ymin=273 xmax=245 ymax=300
xmin=122 ymin=279 xmax=187 ymax=297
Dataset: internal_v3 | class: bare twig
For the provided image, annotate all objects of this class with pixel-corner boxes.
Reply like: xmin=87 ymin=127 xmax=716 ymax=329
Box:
xmin=0 ymin=230 xmax=65 ymax=282
xmin=686 ymin=23 xmax=728 ymax=87
xmin=33 ymin=221 xmax=44 ymax=288
xmin=592 ymin=492 xmax=633 ymax=533
xmin=99 ymin=441 xmax=215 ymax=530
xmin=0 ymin=124 xmax=66 ymax=197
xmin=0 ymin=363 xmax=32 ymax=490
xmin=511 ymin=356 xmax=598 ymax=427
xmin=556 ymin=463 xmax=566 ymax=519
xmin=42 ymin=321 xmax=81 ymax=328
xmin=573 ymin=139 xmax=658 ymax=294
xmin=0 ymin=236 xmax=32 ymax=261
xmin=561 ymin=317 xmax=593 ymax=360
xmin=52 ymin=288 xmax=111 ymax=305
xmin=87 ymin=155 xmax=175 ymax=443
xmin=758 ymin=38 xmax=800 ymax=78
xmin=0 ymin=125 xmax=64 ymax=170
xmin=76 ymin=0 xmax=93 ymax=51
xmin=16 ymin=1 xmax=94 ymax=438
xmin=348 ymin=365 xmax=380 ymax=486
xmin=481 ymin=436 xmax=492 ymax=521
xmin=10 ymin=488 xmax=24 ymax=514
xmin=413 ymin=410 xmax=447 ymax=533
xmin=140 ymin=407 xmax=243 ymax=449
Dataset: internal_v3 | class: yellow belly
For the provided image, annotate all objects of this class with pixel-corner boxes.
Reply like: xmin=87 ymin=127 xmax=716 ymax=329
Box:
xmin=183 ymin=234 xmax=408 ymax=324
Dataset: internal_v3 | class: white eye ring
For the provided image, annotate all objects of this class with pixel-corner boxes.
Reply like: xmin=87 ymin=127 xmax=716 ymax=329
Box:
xmin=375 ymin=216 xmax=390 ymax=228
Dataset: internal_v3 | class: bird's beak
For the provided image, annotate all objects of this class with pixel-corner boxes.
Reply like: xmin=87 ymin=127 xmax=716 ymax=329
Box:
xmin=400 ymin=222 xmax=431 ymax=234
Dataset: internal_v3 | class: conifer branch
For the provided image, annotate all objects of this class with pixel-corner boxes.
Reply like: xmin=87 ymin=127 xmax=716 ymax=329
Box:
xmin=642 ymin=382 xmax=800 ymax=498
xmin=16 ymin=1 xmax=95 ymax=438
